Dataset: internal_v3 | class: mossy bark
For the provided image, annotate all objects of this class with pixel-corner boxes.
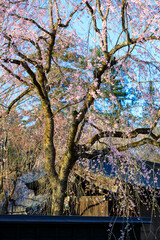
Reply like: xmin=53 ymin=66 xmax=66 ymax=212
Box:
xmin=37 ymin=68 xmax=104 ymax=215
xmin=51 ymin=178 xmax=67 ymax=215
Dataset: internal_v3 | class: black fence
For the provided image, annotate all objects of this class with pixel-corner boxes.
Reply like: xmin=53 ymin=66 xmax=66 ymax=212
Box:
xmin=0 ymin=215 xmax=151 ymax=240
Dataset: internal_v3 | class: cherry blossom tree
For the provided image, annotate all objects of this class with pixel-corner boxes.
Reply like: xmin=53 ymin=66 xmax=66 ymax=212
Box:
xmin=0 ymin=0 xmax=159 ymax=216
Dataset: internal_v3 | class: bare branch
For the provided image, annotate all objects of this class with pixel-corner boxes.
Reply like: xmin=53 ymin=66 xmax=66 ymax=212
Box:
xmin=97 ymin=0 xmax=110 ymax=57
xmin=53 ymin=97 xmax=85 ymax=116
xmin=96 ymin=0 xmax=103 ymax=19
xmin=49 ymin=0 xmax=54 ymax=32
xmin=104 ymin=5 xmax=109 ymax=20
xmin=10 ymin=14 xmax=51 ymax=35
xmin=2 ymin=58 xmax=44 ymax=97
xmin=3 ymin=33 xmax=40 ymax=67
xmin=7 ymin=87 xmax=33 ymax=114
xmin=118 ymin=9 xmax=160 ymax=60
xmin=143 ymin=10 xmax=160 ymax=34
xmin=20 ymin=36 xmax=42 ymax=60
xmin=85 ymin=1 xmax=101 ymax=35
xmin=53 ymin=0 xmax=60 ymax=25
xmin=75 ymin=119 xmax=87 ymax=144
xmin=0 ymin=87 xmax=33 ymax=118
xmin=58 ymin=1 xmax=84 ymax=28
xmin=129 ymin=55 xmax=160 ymax=71
xmin=87 ymin=121 xmax=103 ymax=132
xmin=1 ymin=63 xmax=29 ymax=86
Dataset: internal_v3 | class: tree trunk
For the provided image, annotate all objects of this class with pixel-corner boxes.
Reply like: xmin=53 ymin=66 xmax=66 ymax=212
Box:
xmin=51 ymin=177 xmax=67 ymax=215
xmin=39 ymin=85 xmax=59 ymax=214
xmin=39 ymin=75 xmax=78 ymax=215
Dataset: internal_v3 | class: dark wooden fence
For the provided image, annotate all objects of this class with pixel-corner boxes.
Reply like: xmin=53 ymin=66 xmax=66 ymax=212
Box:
xmin=0 ymin=215 xmax=150 ymax=240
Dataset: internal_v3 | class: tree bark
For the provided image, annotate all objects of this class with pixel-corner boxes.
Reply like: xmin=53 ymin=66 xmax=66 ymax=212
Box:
xmin=51 ymin=177 xmax=67 ymax=215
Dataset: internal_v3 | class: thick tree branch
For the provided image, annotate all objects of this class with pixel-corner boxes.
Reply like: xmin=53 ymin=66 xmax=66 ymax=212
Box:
xmin=121 ymin=0 xmax=130 ymax=43
xmin=150 ymin=108 xmax=160 ymax=132
xmin=79 ymin=137 xmax=160 ymax=160
xmin=75 ymin=119 xmax=87 ymax=144
xmin=83 ymin=128 xmax=159 ymax=150
xmin=57 ymin=62 xmax=109 ymax=181
xmin=121 ymin=0 xmax=126 ymax=32
xmin=58 ymin=60 xmax=110 ymax=182
xmin=109 ymin=35 xmax=160 ymax=56
xmin=85 ymin=1 xmax=109 ymax=59
xmin=45 ymin=32 xmax=56 ymax=73
xmin=117 ymin=138 xmax=160 ymax=151
xmin=59 ymin=63 xmax=110 ymax=181
xmin=76 ymin=63 xmax=108 ymax=124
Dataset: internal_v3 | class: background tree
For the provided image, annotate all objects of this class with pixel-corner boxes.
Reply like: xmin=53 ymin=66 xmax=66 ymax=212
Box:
xmin=0 ymin=0 xmax=159 ymax=216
